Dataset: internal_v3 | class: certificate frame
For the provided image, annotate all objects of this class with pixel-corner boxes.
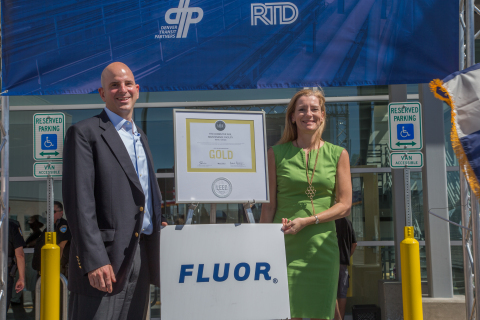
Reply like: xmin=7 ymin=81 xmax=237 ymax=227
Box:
xmin=174 ymin=109 xmax=269 ymax=203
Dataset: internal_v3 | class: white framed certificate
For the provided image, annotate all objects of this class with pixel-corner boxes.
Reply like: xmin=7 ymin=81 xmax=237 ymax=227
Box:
xmin=174 ymin=109 xmax=269 ymax=203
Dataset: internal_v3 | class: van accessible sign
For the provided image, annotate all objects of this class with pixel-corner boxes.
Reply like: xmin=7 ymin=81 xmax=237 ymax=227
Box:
xmin=389 ymin=152 xmax=423 ymax=168
xmin=33 ymin=113 xmax=65 ymax=161
xmin=160 ymin=224 xmax=290 ymax=320
xmin=33 ymin=162 xmax=63 ymax=178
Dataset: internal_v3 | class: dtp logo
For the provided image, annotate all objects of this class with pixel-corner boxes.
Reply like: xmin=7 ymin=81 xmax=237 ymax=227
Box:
xmin=251 ymin=2 xmax=298 ymax=26
xmin=165 ymin=0 xmax=204 ymax=38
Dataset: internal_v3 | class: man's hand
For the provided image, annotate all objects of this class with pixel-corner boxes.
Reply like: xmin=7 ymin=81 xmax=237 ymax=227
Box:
xmin=88 ymin=264 xmax=116 ymax=293
xmin=15 ymin=278 xmax=24 ymax=293
xmin=161 ymin=222 xmax=168 ymax=227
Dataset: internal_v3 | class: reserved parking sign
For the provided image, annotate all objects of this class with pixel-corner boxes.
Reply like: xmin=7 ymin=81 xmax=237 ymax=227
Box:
xmin=388 ymin=102 xmax=423 ymax=151
xmin=160 ymin=224 xmax=290 ymax=320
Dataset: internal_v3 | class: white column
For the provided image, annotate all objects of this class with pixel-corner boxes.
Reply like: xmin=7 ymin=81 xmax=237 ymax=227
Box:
xmin=389 ymin=84 xmax=407 ymax=281
xmin=419 ymin=83 xmax=453 ymax=298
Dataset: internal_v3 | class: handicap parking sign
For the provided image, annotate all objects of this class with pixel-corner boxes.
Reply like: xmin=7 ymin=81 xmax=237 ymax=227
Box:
xmin=33 ymin=113 xmax=65 ymax=161
xmin=41 ymin=134 xmax=57 ymax=150
xmin=397 ymin=123 xmax=414 ymax=140
xmin=388 ymin=102 xmax=422 ymax=150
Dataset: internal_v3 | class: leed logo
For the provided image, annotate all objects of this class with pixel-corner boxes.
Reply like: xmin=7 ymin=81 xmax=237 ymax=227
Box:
xmin=212 ymin=177 xmax=232 ymax=198
xmin=215 ymin=120 xmax=226 ymax=131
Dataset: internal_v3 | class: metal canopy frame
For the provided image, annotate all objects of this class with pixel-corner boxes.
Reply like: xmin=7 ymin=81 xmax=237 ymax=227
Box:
xmin=460 ymin=1 xmax=479 ymax=319
xmin=0 ymin=96 xmax=9 ymax=315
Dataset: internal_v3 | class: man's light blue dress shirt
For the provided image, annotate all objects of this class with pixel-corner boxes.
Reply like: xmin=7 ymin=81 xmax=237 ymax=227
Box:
xmin=105 ymin=107 xmax=153 ymax=235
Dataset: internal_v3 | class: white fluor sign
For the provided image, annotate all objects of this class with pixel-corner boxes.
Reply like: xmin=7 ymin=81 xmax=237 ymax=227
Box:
xmin=160 ymin=224 xmax=290 ymax=320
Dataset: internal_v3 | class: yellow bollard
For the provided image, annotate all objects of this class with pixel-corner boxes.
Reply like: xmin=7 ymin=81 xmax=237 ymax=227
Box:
xmin=400 ymin=226 xmax=423 ymax=320
xmin=41 ymin=232 xmax=60 ymax=320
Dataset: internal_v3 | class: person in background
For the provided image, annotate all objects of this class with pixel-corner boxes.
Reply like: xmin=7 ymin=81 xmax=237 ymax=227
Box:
xmin=24 ymin=215 xmax=44 ymax=308
xmin=260 ymin=89 xmax=352 ymax=320
xmin=335 ymin=217 xmax=357 ymax=320
xmin=25 ymin=215 xmax=44 ymax=248
xmin=32 ymin=201 xmax=71 ymax=275
xmin=7 ymin=214 xmax=26 ymax=312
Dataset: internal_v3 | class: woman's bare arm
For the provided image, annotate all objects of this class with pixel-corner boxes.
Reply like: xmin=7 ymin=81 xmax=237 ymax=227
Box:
xmin=260 ymin=148 xmax=277 ymax=223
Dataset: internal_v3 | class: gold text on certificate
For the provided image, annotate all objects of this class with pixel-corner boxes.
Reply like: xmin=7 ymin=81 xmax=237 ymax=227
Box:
xmin=210 ymin=150 xmax=233 ymax=159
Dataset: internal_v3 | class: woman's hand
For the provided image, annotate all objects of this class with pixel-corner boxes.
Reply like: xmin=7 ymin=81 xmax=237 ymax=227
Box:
xmin=282 ymin=218 xmax=307 ymax=235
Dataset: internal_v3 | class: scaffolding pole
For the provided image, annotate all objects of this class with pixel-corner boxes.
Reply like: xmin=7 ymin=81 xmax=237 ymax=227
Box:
xmin=464 ymin=1 xmax=480 ymax=319
xmin=0 ymin=96 xmax=9 ymax=315
xmin=461 ymin=171 xmax=474 ymax=319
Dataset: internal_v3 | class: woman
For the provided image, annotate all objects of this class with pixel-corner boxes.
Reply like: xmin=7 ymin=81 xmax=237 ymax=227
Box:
xmin=260 ymin=89 xmax=352 ymax=320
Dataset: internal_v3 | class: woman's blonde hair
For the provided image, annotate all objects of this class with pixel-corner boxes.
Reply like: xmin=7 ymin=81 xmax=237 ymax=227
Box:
xmin=277 ymin=89 xmax=327 ymax=145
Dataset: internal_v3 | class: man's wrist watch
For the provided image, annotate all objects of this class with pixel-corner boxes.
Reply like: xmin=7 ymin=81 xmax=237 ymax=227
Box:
xmin=314 ymin=215 xmax=319 ymax=224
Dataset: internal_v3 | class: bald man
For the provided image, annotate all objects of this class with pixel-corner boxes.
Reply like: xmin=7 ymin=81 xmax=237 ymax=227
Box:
xmin=63 ymin=62 xmax=167 ymax=320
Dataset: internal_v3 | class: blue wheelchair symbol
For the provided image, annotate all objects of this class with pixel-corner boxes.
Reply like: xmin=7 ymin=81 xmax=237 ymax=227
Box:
xmin=397 ymin=124 xmax=414 ymax=140
xmin=41 ymin=134 xmax=57 ymax=150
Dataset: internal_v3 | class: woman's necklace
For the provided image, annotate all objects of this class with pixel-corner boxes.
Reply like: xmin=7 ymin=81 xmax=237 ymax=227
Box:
xmin=295 ymin=140 xmax=320 ymax=215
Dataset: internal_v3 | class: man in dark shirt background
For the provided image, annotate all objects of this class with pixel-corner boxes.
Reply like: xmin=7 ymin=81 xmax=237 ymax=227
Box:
xmin=7 ymin=217 xmax=26 ymax=313
xmin=25 ymin=215 xmax=44 ymax=248
xmin=32 ymin=201 xmax=71 ymax=275
xmin=335 ymin=217 xmax=357 ymax=320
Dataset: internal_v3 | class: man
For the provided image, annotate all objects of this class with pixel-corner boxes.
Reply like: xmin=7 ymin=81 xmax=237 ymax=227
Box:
xmin=7 ymin=216 xmax=26 ymax=312
xmin=32 ymin=201 xmax=71 ymax=275
xmin=63 ymin=62 xmax=167 ymax=320
xmin=335 ymin=217 xmax=357 ymax=320
xmin=25 ymin=215 xmax=44 ymax=248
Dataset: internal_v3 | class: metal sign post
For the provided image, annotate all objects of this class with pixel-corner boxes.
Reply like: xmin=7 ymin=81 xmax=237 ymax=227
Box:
xmin=388 ymin=101 xmax=424 ymax=320
xmin=32 ymin=113 xmax=64 ymax=320
xmin=399 ymin=165 xmax=423 ymax=320
xmin=46 ymin=174 xmax=54 ymax=232
xmin=404 ymin=168 xmax=412 ymax=227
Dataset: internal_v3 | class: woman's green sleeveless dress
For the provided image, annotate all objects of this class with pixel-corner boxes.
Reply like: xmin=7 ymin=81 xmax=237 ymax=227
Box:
xmin=272 ymin=141 xmax=343 ymax=319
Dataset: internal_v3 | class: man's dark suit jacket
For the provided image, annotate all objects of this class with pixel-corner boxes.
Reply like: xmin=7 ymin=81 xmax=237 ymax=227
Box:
xmin=62 ymin=110 xmax=165 ymax=297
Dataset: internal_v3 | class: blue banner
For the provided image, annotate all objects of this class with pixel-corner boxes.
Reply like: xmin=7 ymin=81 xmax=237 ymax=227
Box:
xmin=2 ymin=0 xmax=458 ymax=95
